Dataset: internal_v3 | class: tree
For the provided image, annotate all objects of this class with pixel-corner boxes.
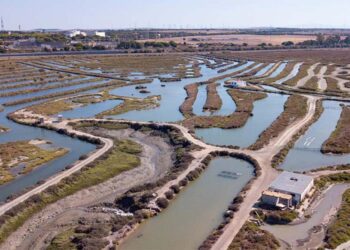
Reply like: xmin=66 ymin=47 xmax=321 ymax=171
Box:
xmin=169 ymin=41 xmax=177 ymax=47
xmin=316 ymin=33 xmax=325 ymax=45
xmin=282 ymin=41 xmax=294 ymax=46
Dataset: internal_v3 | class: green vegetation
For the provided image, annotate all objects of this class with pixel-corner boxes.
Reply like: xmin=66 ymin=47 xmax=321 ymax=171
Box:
xmin=96 ymin=95 xmax=160 ymax=118
xmin=70 ymin=121 xmax=130 ymax=131
xmin=0 ymin=140 xmax=68 ymax=185
xmin=262 ymin=210 xmax=298 ymax=225
xmin=47 ymin=229 xmax=77 ymax=250
xmin=315 ymin=172 xmax=350 ymax=190
xmin=322 ymin=106 xmax=350 ymax=154
xmin=325 ymin=188 xmax=350 ymax=249
xmin=26 ymin=100 xmax=73 ymax=116
xmin=250 ymin=95 xmax=308 ymax=150
xmin=0 ymin=139 xmax=141 ymax=244
xmin=229 ymin=222 xmax=280 ymax=250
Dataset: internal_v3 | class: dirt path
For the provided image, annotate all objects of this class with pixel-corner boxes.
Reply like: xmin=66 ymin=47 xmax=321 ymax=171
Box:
xmin=317 ymin=65 xmax=328 ymax=91
xmin=296 ymin=63 xmax=319 ymax=88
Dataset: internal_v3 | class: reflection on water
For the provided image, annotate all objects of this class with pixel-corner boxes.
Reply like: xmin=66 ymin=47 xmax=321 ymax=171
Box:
xmin=195 ymin=93 xmax=288 ymax=147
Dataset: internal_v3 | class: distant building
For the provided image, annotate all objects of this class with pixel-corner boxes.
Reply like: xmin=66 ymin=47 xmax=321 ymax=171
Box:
xmin=94 ymin=31 xmax=106 ymax=37
xmin=67 ymin=30 xmax=87 ymax=38
xmin=262 ymin=171 xmax=314 ymax=208
xmin=229 ymin=79 xmax=246 ymax=88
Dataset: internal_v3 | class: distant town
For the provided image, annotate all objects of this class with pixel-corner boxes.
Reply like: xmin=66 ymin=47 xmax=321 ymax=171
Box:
xmin=1 ymin=28 xmax=350 ymax=54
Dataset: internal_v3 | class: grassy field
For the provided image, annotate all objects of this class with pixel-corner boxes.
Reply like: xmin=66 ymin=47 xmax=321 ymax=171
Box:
xmin=0 ymin=139 xmax=141 ymax=244
xmin=0 ymin=141 xmax=68 ymax=185
xmin=325 ymin=188 xmax=350 ymax=249
xmin=322 ymin=106 xmax=350 ymax=154
xmin=250 ymin=95 xmax=308 ymax=150
xmin=228 ymin=222 xmax=280 ymax=250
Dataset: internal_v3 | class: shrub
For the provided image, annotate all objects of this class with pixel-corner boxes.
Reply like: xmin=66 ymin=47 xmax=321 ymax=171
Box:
xmin=156 ymin=197 xmax=169 ymax=209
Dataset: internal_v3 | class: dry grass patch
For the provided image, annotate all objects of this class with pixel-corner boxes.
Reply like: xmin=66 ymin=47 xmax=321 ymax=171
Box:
xmin=183 ymin=89 xmax=266 ymax=129
xmin=203 ymin=82 xmax=222 ymax=111
xmin=250 ymin=95 xmax=308 ymax=150
xmin=299 ymin=76 xmax=319 ymax=91
xmin=96 ymin=95 xmax=160 ymax=118
xmin=228 ymin=222 xmax=280 ymax=250
xmin=283 ymin=63 xmax=312 ymax=87
xmin=262 ymin=62 xmax=298 ymax=84
xmin=322 ymin=106 xmax=350 ymax=154
xmin=324 ymin=77 xmax=342 ymax=94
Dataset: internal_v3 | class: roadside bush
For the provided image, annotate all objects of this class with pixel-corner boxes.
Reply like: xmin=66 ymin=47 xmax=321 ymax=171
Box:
xmin=165 ymin=190 xmax=174 ymax=200
xmin=170 ymin=184 xmax=180 ymax=193
xmin=156 ymin=197 xmax=169 ymax=209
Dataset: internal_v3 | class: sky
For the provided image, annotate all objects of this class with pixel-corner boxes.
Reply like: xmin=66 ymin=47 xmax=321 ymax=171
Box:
xmin=1 ymin=0 xmax=350 ymax=30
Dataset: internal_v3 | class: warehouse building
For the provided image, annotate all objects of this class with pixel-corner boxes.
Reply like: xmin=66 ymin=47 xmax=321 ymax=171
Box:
xmin=261 ymin=171 xmax=314 ymax=208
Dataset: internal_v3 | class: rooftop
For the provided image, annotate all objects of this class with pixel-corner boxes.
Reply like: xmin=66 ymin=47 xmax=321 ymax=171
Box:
xmin=262 ymin=190 xmax=292 ymax=200
xmin=269 ymin=171 xmax=313 ymax=195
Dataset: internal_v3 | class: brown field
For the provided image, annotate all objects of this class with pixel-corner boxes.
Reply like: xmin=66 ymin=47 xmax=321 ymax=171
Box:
xmin=138 ymin=34 xmax=315 ymax=46
xmin=203 ymin=83 xmax=222 ymax=111
xmin=213 ymin=48 xmax=350 ymax=64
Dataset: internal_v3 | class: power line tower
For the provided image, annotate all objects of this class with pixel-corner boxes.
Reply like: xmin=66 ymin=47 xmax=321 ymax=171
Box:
xmin=1 ymin=17 xmax=4 ymax=31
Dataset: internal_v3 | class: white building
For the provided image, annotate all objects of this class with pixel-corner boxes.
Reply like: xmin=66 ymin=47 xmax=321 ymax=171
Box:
xmin=263 ymin=171 xmax=314 ymax=206
xmin=68 ymin=30 xmax=87 ymax=38
xmin=94 ymin=31 xmax=106 ymax=37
